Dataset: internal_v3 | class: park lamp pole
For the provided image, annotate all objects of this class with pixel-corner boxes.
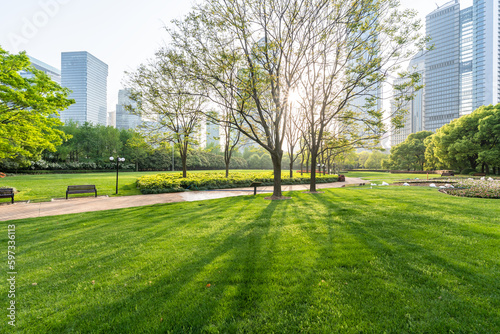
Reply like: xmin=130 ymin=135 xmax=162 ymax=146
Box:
xmin=109 ymin=156 xmax=125 ymax=195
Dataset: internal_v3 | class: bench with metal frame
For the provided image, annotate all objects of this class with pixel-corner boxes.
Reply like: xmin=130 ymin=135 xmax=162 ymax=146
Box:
xmin=249 ymin=182 xmax=262 ymax=195
xmin=66 ymin=185 xmax=97 ymax=199
xmin=0 ymin=188 xmax=14 ymax=204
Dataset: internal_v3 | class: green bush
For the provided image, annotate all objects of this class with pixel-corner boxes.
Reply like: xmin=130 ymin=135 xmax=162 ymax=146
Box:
xmin=137 ymin=172 xmax=338 ymax=194
xmin=460 ymin=168 xmax=477 ymax=175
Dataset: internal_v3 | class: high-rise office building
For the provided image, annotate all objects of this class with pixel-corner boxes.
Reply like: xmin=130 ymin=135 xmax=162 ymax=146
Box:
xmin=424 ymin=0 xmax=461 ymax=132
xmin=391 ymin=52 xmax=426 ymax=147
xmin=206 ymin=121 xmax=220 ymax=147
xmin=60 ymin=51 xmax=108 ymax=125
xmin=473 ymin=0 xmax=500 ymax=109
xmin=460 ymin=5 xmax=474 ymax=116
xmin=116 ymin=89 xmax=141 ymax=130
xmin=19 ymin=55 xmax=61 ymax=84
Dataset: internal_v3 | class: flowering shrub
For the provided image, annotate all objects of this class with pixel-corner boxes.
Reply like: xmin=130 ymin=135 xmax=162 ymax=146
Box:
xmin=137 ymin=172 xmax=339 ymax=194
xmin=441 ymin=179 xmax=500 ymax=199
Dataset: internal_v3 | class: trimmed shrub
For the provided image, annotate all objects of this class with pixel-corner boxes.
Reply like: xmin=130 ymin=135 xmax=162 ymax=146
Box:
xmin=137 ymin=172 xmax=339 ymax=194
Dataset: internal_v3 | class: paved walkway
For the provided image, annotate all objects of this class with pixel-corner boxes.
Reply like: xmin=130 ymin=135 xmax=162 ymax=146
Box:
xmin=0 ymin=177 xmax=365 ymax=221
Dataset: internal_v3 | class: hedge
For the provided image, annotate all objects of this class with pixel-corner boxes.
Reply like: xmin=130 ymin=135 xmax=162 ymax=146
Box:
xmin=136 ymin=172 xmax=339 ymax=194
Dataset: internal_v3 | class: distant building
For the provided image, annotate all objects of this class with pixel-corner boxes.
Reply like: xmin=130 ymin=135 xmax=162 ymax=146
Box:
xmin=19 ymin=55 xmax=61 ymax=84
xmin=206 ymin=121 xmax=220 ymax=147
xmin=390 ymin=0 xmax=500 ymax=145
xmin=60 ymin=51 xmax=108 ymax=125
xmin=473 ymin=0 xmax=500 ymax=109
xmin=115 ymin=89 xmax=141 ymax=130
xmin=424 ymin=0 xmax=461 ymax=132
xmin=391 ymin=52 xmax=425 ymax=147
xmin=107 ymin=111 xmax=116 ymax=128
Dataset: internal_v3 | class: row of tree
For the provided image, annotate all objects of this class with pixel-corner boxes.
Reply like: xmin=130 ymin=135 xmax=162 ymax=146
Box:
xmin=124 ymin=0 xmax=426 ymax=198
xmin=386 ymin=104 xmax=500 ymax=174
xmin=2 ymin=0 xmax=427 ymax=199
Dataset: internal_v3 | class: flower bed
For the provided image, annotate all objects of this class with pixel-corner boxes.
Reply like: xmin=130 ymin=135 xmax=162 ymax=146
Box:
xmin=439 ymin=179 xmax=500 ymax=199
xmin=136 ymin=172 xmax=339 ymax=194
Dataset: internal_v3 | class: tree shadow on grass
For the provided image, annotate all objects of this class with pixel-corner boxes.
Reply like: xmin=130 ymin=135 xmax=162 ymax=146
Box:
xmin=20 ymin=197 xmax=283 ymax=333
xmin=295 ymin=188 xmax=500 ymax=332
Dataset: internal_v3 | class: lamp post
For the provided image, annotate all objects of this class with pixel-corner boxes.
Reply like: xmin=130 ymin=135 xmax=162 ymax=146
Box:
xmin=317 ymin=163 xmax=325 ymax=174
xmin=110 ymin=156 xmax=125 ymax=195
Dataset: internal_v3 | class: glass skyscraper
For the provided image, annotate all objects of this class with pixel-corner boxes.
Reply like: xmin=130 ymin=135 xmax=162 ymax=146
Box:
xmin=116 ymin=89 xmax=142 ymax=130
xmin=390 ymin=0 xmax=500 ymax=145
xmin=19 ymin=55 xmax=61 ymax=84
xmin=60 ymin=51 xmax=108 ymax=125
xmin=391 ymin=52 xmax=426 ymax=147
xmin=424 ymin=0 xmax=461 ymax=132
xmin=460 ymin=6 xmax=474 ymax=116
xmin=473 ymin=0 xmax=500 ymax=108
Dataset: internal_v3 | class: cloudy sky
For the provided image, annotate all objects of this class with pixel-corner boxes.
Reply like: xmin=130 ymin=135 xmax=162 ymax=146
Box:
xmin=0 ymin=0 xmax=473 ymax=114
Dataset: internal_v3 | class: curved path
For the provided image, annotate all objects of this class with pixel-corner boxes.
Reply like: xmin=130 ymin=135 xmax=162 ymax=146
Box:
xmin=0 ymin=177 xmax=365 ymax=221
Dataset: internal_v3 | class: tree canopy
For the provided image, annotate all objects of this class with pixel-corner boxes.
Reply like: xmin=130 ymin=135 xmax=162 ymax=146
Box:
xmin=388 ymin=131 xmax=433 ymax=170
xmin=0 ymin=47 xmax=74 ymax=163
xmin=168 ymin=0 xmax=426 ymax=197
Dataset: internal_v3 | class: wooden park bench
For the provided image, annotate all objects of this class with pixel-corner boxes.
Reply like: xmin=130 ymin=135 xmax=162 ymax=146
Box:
xmin=0 ymin=188 xmax=14 ymax=204
xmin=250 ymin=182 xmax=262 ymax=195
xmin=473 ymin=173 xmax=486 ymax=177
xmin=441 ymin=171 xmax=454 ymax=177
xmin=66 ymin=185 xmax=97 ymax=199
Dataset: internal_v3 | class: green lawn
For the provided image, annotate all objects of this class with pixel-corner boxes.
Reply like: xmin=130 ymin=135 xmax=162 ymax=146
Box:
xmin=345 ymin=171 xmax=444 ymax=183
xmin=0 ymin=170 xmax=269 ymax=203
xmin=2 ymin=187 xmax=499 ymax=333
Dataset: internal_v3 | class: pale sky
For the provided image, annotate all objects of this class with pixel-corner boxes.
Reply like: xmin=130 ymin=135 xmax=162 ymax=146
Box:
xmin=0 ymin=0 xmax=473 ymax=116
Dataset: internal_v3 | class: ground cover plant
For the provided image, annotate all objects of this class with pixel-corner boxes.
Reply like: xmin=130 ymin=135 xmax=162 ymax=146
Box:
xmin=441 ymin=178 xmax=500 ymax=199
xmin=0 ymin=170 xmax=268 ymax=203
xmin=136 ymin=172 xmax=338 ymax=193
xmin=2 ymin=187 xmax=499 ymax=333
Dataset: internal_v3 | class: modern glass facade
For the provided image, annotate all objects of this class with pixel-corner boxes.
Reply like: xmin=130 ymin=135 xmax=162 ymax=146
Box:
xmin=390 ymin=52 xmax=425 ymax=147
xmin=61 ymin=51 xmax=108 ymax=125
xmin=115 ymin=89 xmax=141 ymax=130
xmin=19 ymin=55 xmax=61 ymax=84
xmin=424 ymin=0 xmax=461 ymax=132
xmin=473 ymin=0 xmax=500 ymax=108
xmin=460 ymin=6 xmax=474 ymax=116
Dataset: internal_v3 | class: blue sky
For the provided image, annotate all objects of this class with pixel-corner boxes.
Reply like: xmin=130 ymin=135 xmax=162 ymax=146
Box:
xmin=0 ymin=0 xmax=472 ymax=113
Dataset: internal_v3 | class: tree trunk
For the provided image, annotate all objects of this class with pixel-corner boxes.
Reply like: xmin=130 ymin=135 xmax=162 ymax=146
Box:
xmin=270 ymin=153 xmax=283 ymax=198
xmin=181 ymin=152 xmax=187 ymax=178
xmin=306 ymin=151 xmax=310 ymax=173
xmin=289 ymin=148 xmax=294 ymax=178
xmin=136 ymin=161 xmax=139 ymax=172
xmin=225 ymin=162 xmax=229 ymax=178
xmin=310 ymin=153 xmax=317 ymax=192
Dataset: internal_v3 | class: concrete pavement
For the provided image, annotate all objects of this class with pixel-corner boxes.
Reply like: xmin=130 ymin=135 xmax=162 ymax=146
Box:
xmin=0 ymin=177 xmax=365 ymax=221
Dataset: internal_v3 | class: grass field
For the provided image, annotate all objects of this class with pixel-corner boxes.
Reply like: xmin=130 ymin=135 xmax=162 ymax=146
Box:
xmin=0 ymin=170 xmax=269 ymax=203
xmin=2 ymin=186 xmax=499 ymax=333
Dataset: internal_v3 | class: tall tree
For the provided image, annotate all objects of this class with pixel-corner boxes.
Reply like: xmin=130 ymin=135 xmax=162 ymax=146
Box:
xmin=291 ymin=0 xmax=426 ymax=191
xmin=426 ymin=105 xmax=500 ymax=172
xmin=477 ymin=104 xmax=500 ymax=173
xmin=170 ymin=0 xmax=329 ymax=199
xmin=170 ymin=0 xmax=426 ymax=196
xmin=0 ymin=47 xmax=74 ymax=163
xmin=388 ymin=131 xmax=433 ymax=170
xmin=126 ymin=49 xmax=205 ymax=177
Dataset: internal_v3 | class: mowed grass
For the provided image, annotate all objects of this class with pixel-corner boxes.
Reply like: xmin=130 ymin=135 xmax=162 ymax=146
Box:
xmin=0 ymin=170 xmax=269 ymax=203
xmin=345 ymin=171 xmax=443 ymax=183
xmin=2 ymin=187 xmax=499 ymax=333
